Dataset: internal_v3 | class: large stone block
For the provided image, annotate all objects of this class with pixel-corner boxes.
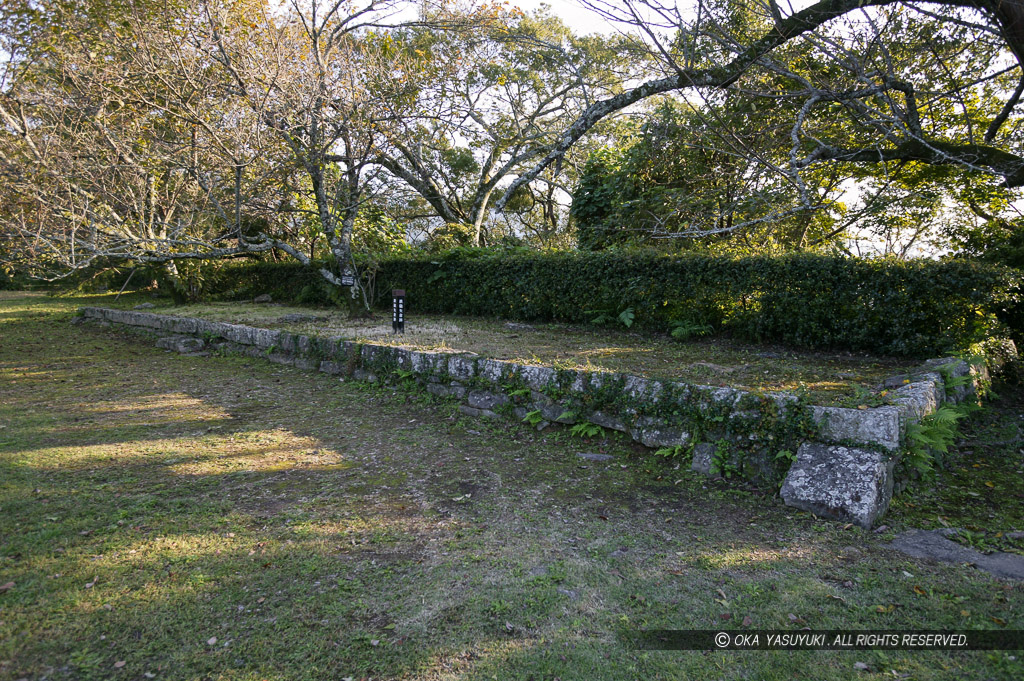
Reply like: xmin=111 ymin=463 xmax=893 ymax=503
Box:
xmin=167 ymin=317 xmax=198 ymax=335
xmin=631 ymin=416 xmax=690 ymax=449
xmin=893 ymin=373 xmax=943 ymax=423
xmin=588 ymin=410 xmax=626 ymax=433
xmin=780 ymin=443 xmax=895 ymax=528
xmin=447 ymin=356 xmax=477 ymax=381
xmin=812 ymin=405 xmax=902 ymax=450
xmin=519 ymin=365 xmax=556 ymax=391
xmin=690 ymin=442 xmax=717 ymax=476
xmin=155 ymin=336 xmax=205 ymax=353
xmin=467 ymin=390 xmax=509 ymax=410
xmin=477 ymin=358 xmax=510 ymax=384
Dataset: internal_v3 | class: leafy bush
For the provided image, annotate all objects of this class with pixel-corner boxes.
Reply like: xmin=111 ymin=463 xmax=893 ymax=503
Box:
xmin=202 ymin=250 xmax=1020 ymax=357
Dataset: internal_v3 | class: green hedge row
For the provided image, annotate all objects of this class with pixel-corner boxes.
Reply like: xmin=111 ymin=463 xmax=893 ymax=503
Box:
xmin=205 ymin=252 xmax=1021 ymax=357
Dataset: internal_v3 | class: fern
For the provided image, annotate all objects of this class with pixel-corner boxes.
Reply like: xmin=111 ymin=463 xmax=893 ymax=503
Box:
xmin=904 ymin=405 xmax=969 ymax=474
xmin=522 ymin=410 xmax=544 ymax=426
xmin=670 ymin=320 xmax=713 ymax=341
xmin=570 ymin=421 xmax=605 ymax=439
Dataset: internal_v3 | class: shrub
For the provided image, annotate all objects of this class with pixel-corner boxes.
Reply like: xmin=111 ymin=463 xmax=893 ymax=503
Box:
xmin=202 ymin=251 xmax=1020 ymax=357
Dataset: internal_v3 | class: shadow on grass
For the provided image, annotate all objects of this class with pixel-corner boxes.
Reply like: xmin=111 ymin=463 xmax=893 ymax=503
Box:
xmin=1 ymin=291 xmax=1020 ymax=681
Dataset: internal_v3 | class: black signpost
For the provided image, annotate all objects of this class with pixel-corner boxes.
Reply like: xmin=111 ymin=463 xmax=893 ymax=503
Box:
xmin=392 ymin=289 xmax=405 ymax=334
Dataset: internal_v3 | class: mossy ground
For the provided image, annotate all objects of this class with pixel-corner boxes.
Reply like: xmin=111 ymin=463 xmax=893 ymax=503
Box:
xmin=1 ymin=291 xmax=1021 ymax=680
xmin=123 ymin=297 xmax=926 ymax=405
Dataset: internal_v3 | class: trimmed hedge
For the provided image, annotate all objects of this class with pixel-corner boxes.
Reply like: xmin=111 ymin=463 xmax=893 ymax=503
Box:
xmin=204 ymin=252 xmax=1021 ymax=357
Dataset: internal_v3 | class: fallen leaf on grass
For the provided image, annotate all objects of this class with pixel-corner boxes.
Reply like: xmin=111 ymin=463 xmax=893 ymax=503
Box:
xmin=854 ymin=661 xmax=870 ymax=671
xmin=741 ymin=615 xmax=753 ymax=627
xmin=113 ymin=661 xmax=125 ymax=669
xmin=991 ymin=616 xmax=1007 ymax=626
xmin=207 ymin=636 xmax=217 ymax=646
xmin=0 ymin=582 xmax=13 ymax=593
xmin=787 ymin=613 xmax=805 ymax=624
xmin=913 ymin=585 xmax=928 ymax=596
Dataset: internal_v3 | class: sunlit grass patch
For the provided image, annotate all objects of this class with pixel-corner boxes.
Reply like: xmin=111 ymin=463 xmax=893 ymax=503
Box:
xmin=0 ymin=291 xmax=1020 ymax=681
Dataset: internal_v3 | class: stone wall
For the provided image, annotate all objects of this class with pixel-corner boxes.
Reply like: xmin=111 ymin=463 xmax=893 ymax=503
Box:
xmin=76 ymin=306 xmax=1000 ymax=529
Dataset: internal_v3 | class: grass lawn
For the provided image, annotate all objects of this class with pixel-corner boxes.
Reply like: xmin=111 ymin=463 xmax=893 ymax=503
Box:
xmin=0 ymin=290 xmax=1021 ymax=680
xmin=136 ymin=297 xmax=924 ymax=404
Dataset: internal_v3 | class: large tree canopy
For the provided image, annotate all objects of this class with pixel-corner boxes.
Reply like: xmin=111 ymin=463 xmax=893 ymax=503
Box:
xmin=499 ymin=0 xmax=1024 ymax=211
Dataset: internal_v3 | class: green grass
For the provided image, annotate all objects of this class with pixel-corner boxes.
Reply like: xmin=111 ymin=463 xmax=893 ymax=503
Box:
xmin=0 ymin=291 xmax=1021 ymax=680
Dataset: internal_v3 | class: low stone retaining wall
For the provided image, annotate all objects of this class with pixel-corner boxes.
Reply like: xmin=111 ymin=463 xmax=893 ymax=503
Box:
xmin=76 ymin=306 xmax=991 ymax=529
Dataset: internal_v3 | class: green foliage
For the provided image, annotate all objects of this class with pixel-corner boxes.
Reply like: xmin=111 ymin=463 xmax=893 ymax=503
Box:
xmin=903 ymin=405 xmax=970 ymax=475
xmin=587 ymin=306 xmax=634 ymax=328
xmin=670 ymin=319 xmax=713 ymax=341
xmin=522 ymin=410 xmax=545 ymax=426
xmin=709 ymin=439 xmax=738 ymax=478
xmin=198 ymin=250 xmax=1019 ymax=357
xmin=654 ymin=444 xmax=690 ymax=460
xmin=569 ymin=420 xmax=604 ymax=439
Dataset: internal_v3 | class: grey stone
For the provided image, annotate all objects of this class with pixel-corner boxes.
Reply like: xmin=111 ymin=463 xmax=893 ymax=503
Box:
xmin=888 ymin=529 xmax=1024 ymax=580
xmin=812 ymin=405 xmax=902 ymax=450
xmin=70 ymin=316 xmax=87 ymax=325
xmin=447 ymin=356 xmax=476 ymax=381
xmin=505 ymin=322 xmax=535 ymax=331
xmin=1006 ymin=531 xmax=1024 ymax=540
xmin=458 ymin=405 xmax=501 ymax=419
xmin=519 ymin=365 xmax=556 ymax=391
xmin=632 ymin=417 xmax=689 ymax=449
xmin=538 ymin=403 xmax=574 ymax=424
xmin=133 ymin=302 xmax=155 ymax=310
xmin=167 ymin=317 xmax=198 ymax=335
xmin=467 ymin=390 xmax=509 ymax=410
xmin=318 ymin=361 xmax=346 ymax=375
xmin=277 ymin=314 xmax=325 ymax=323
xmin=780 ymin=443 xmax=896 ymax=529
xmin=588 ymin=410 xmax=626 ymax=432
xmin=409 ymin=350 xmax=443 ymax=374
xmin=690 ymin=442 xmax=716 ymax=476
xmin=893 ymin=373 xmax=944 ymax=422
xmin=577 ymin=452 xmax=615 ymax=462
xmin=289 ymin=357 xmax=319 ymax=371
xmin=921 ymin=358 xmax=974 ymax=403
xmin=352 ymin=369 xmax=377 ymax=383
xmin=155 ymin=336 xmax=205 ymax=354
xmin=427 ymin=383 xmax=466 ymax=399
xmin=253 ymin=294 xmax=272 ymax=303
xmin=622 ymin=375 xmax=661 ymax=403
xmin=478 ymin=358 xmax=514 ymax=384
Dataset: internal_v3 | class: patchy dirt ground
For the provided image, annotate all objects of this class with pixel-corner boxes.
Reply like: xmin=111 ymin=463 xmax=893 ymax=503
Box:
xmin=138 ymin=298 xmax=924 ymax=404
xmin=1 ymin=291 xmax=1021 ymax=680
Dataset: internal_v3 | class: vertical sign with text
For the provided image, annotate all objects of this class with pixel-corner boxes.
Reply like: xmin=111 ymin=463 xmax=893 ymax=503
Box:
xmin=392 ymin=289 xmax=405 ymax=334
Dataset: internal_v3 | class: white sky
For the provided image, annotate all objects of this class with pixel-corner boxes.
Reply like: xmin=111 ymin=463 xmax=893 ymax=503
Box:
xmin=511 ymin=1 xmax=619 ymax=35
